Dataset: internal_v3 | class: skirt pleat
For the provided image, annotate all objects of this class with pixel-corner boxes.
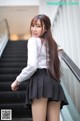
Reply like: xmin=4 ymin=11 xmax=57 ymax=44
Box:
xmin=25 ymin=69 xmax=68 ymax=109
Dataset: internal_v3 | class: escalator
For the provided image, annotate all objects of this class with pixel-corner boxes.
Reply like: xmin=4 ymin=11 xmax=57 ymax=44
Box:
xmin=0 ymin=40 xmax=32 ymax=120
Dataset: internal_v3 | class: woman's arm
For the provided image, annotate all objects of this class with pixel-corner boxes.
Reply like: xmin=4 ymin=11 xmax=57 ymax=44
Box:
xmin=11 ymin=37 xmax=38 ymax=91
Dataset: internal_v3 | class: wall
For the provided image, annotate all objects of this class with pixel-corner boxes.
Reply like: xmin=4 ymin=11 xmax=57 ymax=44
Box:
xmin=39 ymin=0 xmax=59 ymax=24
xmin=0 ymin=6 xmax=39 ymax=36
xmin=39 ymin=0 xmax=80 ymax=114
xmin=0 ymin=0 xmax=39 ymax=6
xmin=39 ymin=0 xmax=80 ymax=67
xmin=0 ymin=0 xmax=39 ymax=40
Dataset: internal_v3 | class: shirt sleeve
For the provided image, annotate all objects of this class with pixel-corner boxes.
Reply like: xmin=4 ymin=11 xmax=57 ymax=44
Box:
xmin=16 ymin=37 xmax=38 ymax=83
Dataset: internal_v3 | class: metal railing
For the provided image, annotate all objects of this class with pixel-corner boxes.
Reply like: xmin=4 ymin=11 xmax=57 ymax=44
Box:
xmin=0 ymin=19 xmax=9 ymax=57
xmin=60 ymin=51 xmax=80 ymax=82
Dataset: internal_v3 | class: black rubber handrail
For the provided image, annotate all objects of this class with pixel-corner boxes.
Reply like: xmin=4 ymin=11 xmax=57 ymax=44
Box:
xmin=60 ymin=51 xmax=80 ymax=83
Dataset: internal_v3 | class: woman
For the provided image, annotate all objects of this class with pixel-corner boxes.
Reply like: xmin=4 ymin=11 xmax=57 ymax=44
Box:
xmin=11 ymin=14 xmax=68 ymax=121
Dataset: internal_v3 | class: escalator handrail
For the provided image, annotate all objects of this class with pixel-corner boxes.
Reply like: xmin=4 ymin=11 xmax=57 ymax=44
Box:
xmin=60 ymin=51 xmax=80 ymax=83
xmin=0 ymin=19 xmax=9 ymax=38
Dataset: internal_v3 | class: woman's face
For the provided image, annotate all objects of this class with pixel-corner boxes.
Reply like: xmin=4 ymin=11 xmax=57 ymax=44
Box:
xmin=31 ymin=19 xmax=46 ymax=38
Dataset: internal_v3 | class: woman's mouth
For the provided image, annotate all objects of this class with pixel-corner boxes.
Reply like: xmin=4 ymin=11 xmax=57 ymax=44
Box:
xmin=32 ymin=33 xmax=38 ymax=37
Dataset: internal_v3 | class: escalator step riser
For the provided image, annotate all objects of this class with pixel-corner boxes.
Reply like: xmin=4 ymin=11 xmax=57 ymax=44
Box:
xmin=0 ymin=58 xmax=27 ymax=61
xmin=0 ymin=60 xmax=27 ymax=63
xmin=0 ymin=74 xmax=18 ymax=81
xmin=0 ymin=68 xmax=23 ymax=74
xmin=0 ymin=82 xmax=28 ymax=91
xmin=0 ymin=79 xmax=28 ymax=91
xmin=0 ymin=104 xmax=31 ymax=118
xmin=0 ymin=91 xmax=26 ymax=103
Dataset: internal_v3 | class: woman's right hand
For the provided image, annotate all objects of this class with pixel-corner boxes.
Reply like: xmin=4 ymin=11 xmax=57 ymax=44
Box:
xmin=11 ymin=80 xmax=20 ymax=91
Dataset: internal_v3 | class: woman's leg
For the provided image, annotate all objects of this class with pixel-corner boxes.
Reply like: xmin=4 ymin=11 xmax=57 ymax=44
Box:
xmin=32 ymin=98 xmax=48 ymax=121
xmin=47 ymin=101 xmax=61 ymax=121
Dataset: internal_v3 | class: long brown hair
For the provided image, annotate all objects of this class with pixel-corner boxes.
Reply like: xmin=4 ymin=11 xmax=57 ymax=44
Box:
xmin=30 ymin=14 xmax=61 ymax=81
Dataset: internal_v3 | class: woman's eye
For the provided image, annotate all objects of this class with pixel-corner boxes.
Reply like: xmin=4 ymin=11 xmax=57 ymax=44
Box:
xmin=37 ymin=25 xmax=41 ymax=27
xmin=31 ymin=25 xmax=34 ymax=27
xmin=31 ymin=25 xmax=41 ymax=28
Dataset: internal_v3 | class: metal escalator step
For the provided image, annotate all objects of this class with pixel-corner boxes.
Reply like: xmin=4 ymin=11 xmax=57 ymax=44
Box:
xmin=0 ymin=91 xmax=26 ymax=103
xmin=0 ymin=81 xmax=28 ymax=91
xmin=0 ymin=103 xmax=32 ymax=118
xmin=0 ymin=62 xmax=27 ymax=68
xmin=0 ymin=67 xmax=23 ymax=74
xmin=0 ymin=74 xmax=18 ymax=81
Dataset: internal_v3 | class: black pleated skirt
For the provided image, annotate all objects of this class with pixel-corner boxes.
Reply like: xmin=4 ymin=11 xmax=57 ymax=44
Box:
xmin=25 ymin=69 xmax=68 ymax=109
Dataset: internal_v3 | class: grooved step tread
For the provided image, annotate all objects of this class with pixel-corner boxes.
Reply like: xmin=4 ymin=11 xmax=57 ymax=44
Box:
xmin=0 ymin=67 xmax=23 ymax=74
xmin=0 ymin=81 xmax=28 ymax=91
xmin=0 ymin=91 xmax=26 ymax=103
xmin=0 ymin=62 xmax=27 ymax=68
xmin=0 ymin=103 xmax=32 ymax=118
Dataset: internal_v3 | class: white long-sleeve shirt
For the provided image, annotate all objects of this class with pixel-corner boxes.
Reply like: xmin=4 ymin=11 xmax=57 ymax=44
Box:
xmin=16 ymin=37 xmax=49 ymax=83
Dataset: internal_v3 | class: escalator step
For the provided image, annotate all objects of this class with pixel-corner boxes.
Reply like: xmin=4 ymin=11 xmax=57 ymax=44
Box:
xmin=0 ymin=58 xmax=27 ymax=61
xmin=0 ymin=62 xmax=27 ymax=68
xmin=0 ymin=91 xmax=26 ymax=103
xmin=0 ymin=67 xmax=23 ymax=74
xmin=0 ymin=74 xmax=18 ymax=82
xmin=0 ymin=81 xmax=28 ymax=91
xmin=0 ymin=103 xmax=32 ymax=118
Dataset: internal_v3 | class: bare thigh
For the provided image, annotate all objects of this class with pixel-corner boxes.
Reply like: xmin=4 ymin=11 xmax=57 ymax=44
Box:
xmin=32 ymin=98 xmax=48 ymax=121
xmin=47 ymin=101 xmax=61 ymax=121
